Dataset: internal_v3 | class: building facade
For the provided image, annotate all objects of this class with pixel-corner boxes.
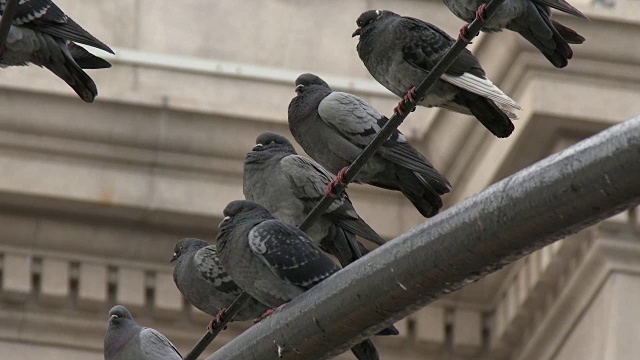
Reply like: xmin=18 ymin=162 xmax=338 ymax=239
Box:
xmin=0 ymin=0 xmax=639 ymax=359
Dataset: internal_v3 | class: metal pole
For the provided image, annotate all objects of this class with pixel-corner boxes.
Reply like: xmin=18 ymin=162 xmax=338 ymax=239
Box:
xmin=207 ymin=115 xmax=640 ymax=360
xmin=0 ymin=0 xmax=19 ymax=52
xmin=183 ymin=292 xmax=252 ymax=360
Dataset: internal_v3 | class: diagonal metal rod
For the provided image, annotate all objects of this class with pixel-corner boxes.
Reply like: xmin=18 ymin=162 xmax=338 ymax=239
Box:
xmin=183 ymin=292 xmax=252 ymax=360
xmin=299 ymin=0 xmax=503 ymax=231
xmin=207 ymin=115 xmax=640 ymax=360
xmin=0 ymin=0 xmax=19 ymax=52
xmin=186 ymin=0 xmax=502 ymax=356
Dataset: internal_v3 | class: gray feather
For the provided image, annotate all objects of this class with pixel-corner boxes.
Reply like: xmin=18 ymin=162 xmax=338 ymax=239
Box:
xmin=216 ymin=200 xmax=396 ymax=360
xmin=171 ymin=238 xmax=269 ymax=321
xmin=0 ymin=0 xmax=112 ymax=102
xmin=438 ymin=0 xmax=585 ymax=68
xmin=104 ymin=305 xmax=182 ymax=360
xmin=288 ymin=74 xmax=450 ymax=218
xmin=353 ymin=10 xmax=521 ymax=137
xmin=244 ymin=132 xmax=384 ymax=266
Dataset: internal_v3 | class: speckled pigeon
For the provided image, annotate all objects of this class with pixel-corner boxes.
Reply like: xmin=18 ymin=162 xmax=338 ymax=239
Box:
xmin=104 ymin=305 xmax=182 ymax=360
xmin=0 ymin=0 xmax=114 ymax=102
xmin=352 ymin=10 xmax=522 ymax=138
xmin=244 ymin=131 xmax=385 ymax=267
xmin=439 ymin=0 xmax=586 ymax=68
xmin=216 ymin=200 xmax=398 ymax=360
xmin=171 ymin=238 xmax=269 ymax=330
xmin=288 ymin=73 xmax=451 ymax=218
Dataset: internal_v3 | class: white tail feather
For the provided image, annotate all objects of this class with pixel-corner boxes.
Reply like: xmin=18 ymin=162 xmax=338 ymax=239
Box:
xmin=441 ymin=73 xmax=522 ymax=110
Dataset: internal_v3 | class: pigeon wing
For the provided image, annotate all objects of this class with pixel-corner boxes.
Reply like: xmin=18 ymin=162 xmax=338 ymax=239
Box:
xmin=193 ymin=245 xmax=243 ymax=295
xmin=139 ymin=328 xmax=182 ymax=360
xmin=248 ymin=220 xmax=340 ymax=290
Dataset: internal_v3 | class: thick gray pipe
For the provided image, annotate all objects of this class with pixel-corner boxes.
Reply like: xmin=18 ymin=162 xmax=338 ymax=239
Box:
xmin=208 ymin=115 xmax=640 ymax=360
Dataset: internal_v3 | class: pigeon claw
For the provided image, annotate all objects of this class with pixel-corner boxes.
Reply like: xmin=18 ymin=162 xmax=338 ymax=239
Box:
xmin=207 ymin=308 xmax=228 ymax=333
xmin=394 ymin=87 xmax=418 ymax=115
xmin=476 ymin=4 xmax=487 ymax=23
xmin=458 ymin=24 xmax=472 ymax=43
xmin=253 ymin=304 xmax=287 ymax=324
xmin=336 ymin=166 xmax=348 ymax=184
xmin=325 ymin=166 xmax=349 ymax=198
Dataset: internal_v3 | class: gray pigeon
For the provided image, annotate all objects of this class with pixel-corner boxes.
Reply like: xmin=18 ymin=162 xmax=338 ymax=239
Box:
xmin=352 ymin=10 xmax=522 ymax=138
xmin=0 ymin=0 xmax=114 ymax=102
xmin=244 ymin=131 xmax=385 ymax=267
xmin=288 ymin=73 xmax=451 ymax=218
xmin=440 ymin=0 xmax=586 ymax=68
xmin=104 ymin=305 xmax=182 ymax=360
xmin=171 ymin=238 xmax=270 ymax=328
xmin=216 ymin=200 xmax=398 ymax=360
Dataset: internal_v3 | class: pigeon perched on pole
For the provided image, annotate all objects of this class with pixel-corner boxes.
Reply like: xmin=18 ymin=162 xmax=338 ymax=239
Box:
xmin=244 ymin=131 xmax=385 ymax=267
xmin=171 ymin=238 xmax=269 ymax=330
xmin=216 ymin=200 xmax=398 ymax=360
xmin=288 ymin=73 xmax=451 ymax=218
xmin=441 ymin=0 xmax=586 ymax=68
xmin=352 ymin=10 xmax=522 ymax=138
xmin=104 ymin=305 xmax=182 ymax=360
xmin=0 ymin=0 xmax=114 ymax=102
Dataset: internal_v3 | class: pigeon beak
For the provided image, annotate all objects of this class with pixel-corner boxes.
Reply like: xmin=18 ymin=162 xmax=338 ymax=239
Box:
xmin=170 ymin=253 xmax=178 ymax=263
xmin=252 ymin=144 xmax=264 ymax=151
xmin=110 ymin=314 xmax=118 ymax=321
xmin=352 ymin=28 xmax=362 ymax=37
xmin=295 ymin=84 xmax=304 ymax=94
xmin=219 ymin=216 xmax=231 ymax=229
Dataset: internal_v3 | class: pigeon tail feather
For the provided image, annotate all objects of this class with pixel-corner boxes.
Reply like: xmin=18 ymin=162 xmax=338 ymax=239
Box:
xmin=68 ymin=43 xmax=111 ymax=69
xmin=456 ymin=92 xmax=515 ymax=138
xmin=533 ymin=0 xmax=588 ymax=19
xmin=45 ymin=42 xmax=97 ymax=102
xmin=551 ymin=20 xmax=585 ymax=44
xmin=351 ymin=339 xmax=380 ymax=360
xmin=389 ymin=169 xmax=444 ymax=218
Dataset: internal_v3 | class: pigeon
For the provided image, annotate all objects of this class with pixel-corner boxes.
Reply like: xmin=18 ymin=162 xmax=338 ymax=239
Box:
xmin=288 ymin=73 xmax=451 ymax=218
xmin=104 ymin=305 xmax=182 ymax=360
xmin=441 ymin=0 xmax=586 ymax=68
xmin=216 ymin=200 xmax=398 ymax=360
xmin=352 ymin=10 xmax=522 ymax=138
xmin=244 ymin=131 xmax=385 ymax=267
xmin=171 ymin=238 xmax=270 ymax=329
xmin=0 ymin=0 xmax=114 ymax=102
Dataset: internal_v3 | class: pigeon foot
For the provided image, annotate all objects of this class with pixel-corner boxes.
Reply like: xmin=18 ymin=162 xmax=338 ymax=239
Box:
xmin=458 ymin=24 xmax=472 ymax=43
xmin=253 ymin=304 xmax=287 ymax=323
xmin=325 ymin=166 xmax=349 ymax=198
xmin=394 ymin=86 xmax=418 ymax=115
xmin=458 ymin=4 xmax=486 ymax=43
xmin=476 ymin=4 xmax=487 ymax=23
xmin=207 ymin=308 xmax=228 ymax=333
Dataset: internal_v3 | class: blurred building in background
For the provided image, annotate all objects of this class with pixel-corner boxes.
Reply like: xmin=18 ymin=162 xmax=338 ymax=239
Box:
xmin=0 ymin=0 xmax=639 ymax=359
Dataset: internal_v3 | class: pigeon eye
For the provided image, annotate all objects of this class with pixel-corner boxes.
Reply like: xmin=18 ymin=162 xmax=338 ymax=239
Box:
xmin=368 ymin=19 xmax=374 ymax=24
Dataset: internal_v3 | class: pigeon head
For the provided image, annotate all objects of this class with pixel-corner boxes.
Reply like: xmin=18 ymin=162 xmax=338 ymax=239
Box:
xmin=252 ymin=132 xmax=296 ymax=153
xmin=217 ymin=200 xmax=274 ymax=247
xmin=171 ymin=238 xmax=208 ymax=263
xmin=352 ymin=10 xmax=398 ymax=37
xmin=294 ymin=73 xmax=330 ymax=95
xmin=108 ymin=305 xmax=135 ymax=327
xmin=220 ymin=200 xmax=273 ymax=226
